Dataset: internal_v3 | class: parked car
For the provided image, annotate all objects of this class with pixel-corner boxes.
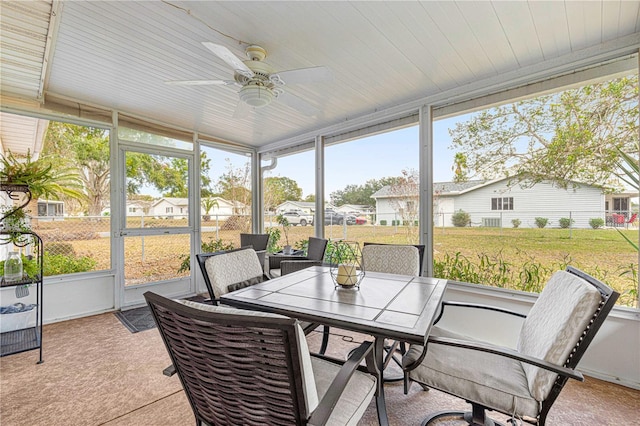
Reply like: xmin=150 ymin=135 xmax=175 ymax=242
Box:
xmin=354 ymin=216 xmax=367 ymax=225
xmin=324 ymin=210 xmax=346 ymax=225
xmin=345 ymin=215 xmax=357 ymax=225
xmin=281 ymin=211 xmax=313 ymax=226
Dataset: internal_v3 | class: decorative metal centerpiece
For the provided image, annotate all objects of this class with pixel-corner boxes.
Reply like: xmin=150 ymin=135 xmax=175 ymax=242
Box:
xmin=327 ymin=241 xmax=364 ymax=289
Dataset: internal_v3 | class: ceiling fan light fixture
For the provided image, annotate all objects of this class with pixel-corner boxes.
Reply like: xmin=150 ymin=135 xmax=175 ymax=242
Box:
xmin=239 ymin=84 xmax=274 ymax=108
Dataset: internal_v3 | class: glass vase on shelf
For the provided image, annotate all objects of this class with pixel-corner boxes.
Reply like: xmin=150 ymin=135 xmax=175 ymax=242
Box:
xmin=4 ymin=250 xmax=23 ymax=283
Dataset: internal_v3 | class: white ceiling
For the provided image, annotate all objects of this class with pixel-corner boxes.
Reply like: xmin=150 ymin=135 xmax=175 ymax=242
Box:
xmin=1 ymin=1 xmax=639 ymax=151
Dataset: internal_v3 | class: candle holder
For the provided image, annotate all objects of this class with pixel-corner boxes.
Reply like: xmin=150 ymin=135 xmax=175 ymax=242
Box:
xmin=327 ymin=241 xmax=364 ymax=289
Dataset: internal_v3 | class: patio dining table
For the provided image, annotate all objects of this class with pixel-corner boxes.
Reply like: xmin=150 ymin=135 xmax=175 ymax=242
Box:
xmin=221 ymin=265 xmax=448 ymax=425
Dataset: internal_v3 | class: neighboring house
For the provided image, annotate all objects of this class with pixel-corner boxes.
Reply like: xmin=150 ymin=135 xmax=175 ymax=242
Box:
xmin=149 ymin=197 xmax=244 ymax=219
xmin=37 ymin=200 xmax=64 ymax=218
xmin=372 ymin=178 xmax=629 ymax=229
xmin=275 ymin=201 xmax=317 ymax=215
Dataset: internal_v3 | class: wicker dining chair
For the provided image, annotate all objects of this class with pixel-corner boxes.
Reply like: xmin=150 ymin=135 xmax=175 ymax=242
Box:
xmin=267 ymin=237 xmax=328 ymax=278
xmin=359 ymin=243 xmax=424 ymax=378
xmin=362 ymin=242 xmax=425 ymax=276
xmin=240 ymin=233 xmax=270 ymax=271
xmin=145 ymin=291 xmax=377 ymax=426
xmin=402 ymin=266 xmax=619 ymax=426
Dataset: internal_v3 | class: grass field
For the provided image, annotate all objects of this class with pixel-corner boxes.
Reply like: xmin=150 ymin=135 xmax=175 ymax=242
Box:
xmin=31 ymin=218 xmax=639 ymax=307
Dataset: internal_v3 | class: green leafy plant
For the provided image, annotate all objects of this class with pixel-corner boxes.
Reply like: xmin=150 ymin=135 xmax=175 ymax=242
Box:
xmin=276 ymin=214 xmax=291 ymax=247
xmin=177 ymin=238 xmax=235 ymax=273
xmin=511 ymin=218 xmax=521 ymax=228
xmin=534 ymin=217 xmax=548 ymax=228
xmin=0 ymin=206 xmax=33 ymax=246
xmin=558 ymin=217 xmax=574 ymax=229
xmin=44 ymin=253 xmax=96 ymax=276
xmin=451 ymin=210 xmax=471 ymax=227
xmin=589 ymin=218 xmax=605 ymax=229
xmin=0 ymin=150 xmax=83 ymax=200
xmin=325 ymin=240 xmax=360 ymax=265
xmin=265 ymin=227 xmax=281 ymax=253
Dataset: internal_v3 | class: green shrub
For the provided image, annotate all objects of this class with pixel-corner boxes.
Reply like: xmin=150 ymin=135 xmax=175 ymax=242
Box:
xmin=451 ymin=210 xmax=471 ymax=227
xmin=178 ymin=237 xmax=235 ymax=273
xmin=266 ymin=227 xmax=281 ymax=253
xmin=511 ymin=218 xmax=521 ymax=228
xmin=433 ymin=251 xmax=552 ymax=293
xmin=558 ymin=217 xmax=574 ymax=228
xmin=534 ymin=217 xmax=548 ymax=228
xmin=589 ymin=218 xmax=605 ymax=229
xmin=44 ymin=253 xmax=96 ymax=276
xmin=380 ymin=220 xmax=387 ymax=226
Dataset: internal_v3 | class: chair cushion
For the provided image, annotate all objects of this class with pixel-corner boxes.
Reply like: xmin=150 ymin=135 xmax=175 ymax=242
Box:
xmin=405 ymin=326 xmax=540 ymax=419
xmin=175 ymin=299 xmax=320 ymax=414
xmin=311 ymin=356 xmax=376 ymax=426
xmin=204 ymin=248 xmax=265 ymax=298
xmin=362 ymin=245 xmax=420 ymax=276
xmin=517 ymin=270 xmax=602 ymax=401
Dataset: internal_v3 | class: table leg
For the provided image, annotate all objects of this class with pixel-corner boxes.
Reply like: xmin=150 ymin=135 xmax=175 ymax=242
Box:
xmin=374 ymin=337 xmax=389 ymax=425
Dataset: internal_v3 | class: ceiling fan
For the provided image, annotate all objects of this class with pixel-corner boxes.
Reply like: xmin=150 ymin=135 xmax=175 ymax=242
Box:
xmin=166 ymin=42 xmax=333 ymax=118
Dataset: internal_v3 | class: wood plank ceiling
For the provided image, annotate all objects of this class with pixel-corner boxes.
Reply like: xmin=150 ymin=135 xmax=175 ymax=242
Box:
xmin=1 ymin=1 xmax=639 ymax=150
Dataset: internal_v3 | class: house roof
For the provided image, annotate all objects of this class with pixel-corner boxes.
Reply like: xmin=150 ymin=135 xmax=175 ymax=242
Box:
xmin=2 ymin=1 xmax=637 ymax=152
xmin=372 ymin=180 xmax=486 ymax=198
xmin=372 ymin=177 xmax=617 ymax=199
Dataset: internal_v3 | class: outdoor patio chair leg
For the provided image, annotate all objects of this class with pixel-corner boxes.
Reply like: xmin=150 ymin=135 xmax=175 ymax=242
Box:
xmin=318 ymin=325 xmax=330 ymax=355
xmin=163 ymin=364 xmax=176 ymax=377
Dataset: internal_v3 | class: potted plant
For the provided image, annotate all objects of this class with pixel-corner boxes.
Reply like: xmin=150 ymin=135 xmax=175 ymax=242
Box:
xmin=0 ymin=150 xmax=83 ymax=200
xmin=326 ymin=241 xmax=364 ymax=288
xmin=276 ymin=214 xmax=292 ymax=254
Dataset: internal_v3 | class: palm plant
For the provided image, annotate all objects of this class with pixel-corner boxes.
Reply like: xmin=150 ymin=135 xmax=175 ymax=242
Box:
xmin=1 ymin=150 xmax=83 ymax=200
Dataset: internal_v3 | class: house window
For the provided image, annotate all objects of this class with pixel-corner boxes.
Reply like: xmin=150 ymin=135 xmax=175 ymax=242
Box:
xmin=613 ymin=197 xmax=629 ymax=213
xmin=491 ymin=197 xmax=513 ymax=211
xmin=129 ymin=207 xmax=136 ymax=213
xmin=166 ymin=207 xmax=173 ymax=213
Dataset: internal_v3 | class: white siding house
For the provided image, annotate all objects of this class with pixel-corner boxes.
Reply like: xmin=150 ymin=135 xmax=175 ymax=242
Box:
xmin=373 ymin=178 xmax=614 ymax=229
xmin=148 ymin=197 xmax=242 ymax=220
xmin=276 ymin=201 xmax=317 ymax=215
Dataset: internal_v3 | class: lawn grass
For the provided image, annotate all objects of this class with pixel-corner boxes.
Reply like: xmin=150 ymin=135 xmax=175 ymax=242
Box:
xmin=32 ymin=219 xmax=639 ymax=307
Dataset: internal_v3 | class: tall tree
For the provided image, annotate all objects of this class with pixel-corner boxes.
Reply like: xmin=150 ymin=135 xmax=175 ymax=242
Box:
xmin=216 ymin=159 xmax=252 ymax=213
xmin=387 ymin=169 xmax=419 ymax=241
xmin=43 ymin=122 xmax=109 ymax=216
xmin=449 ymin=75 xmax=639 ymax=189
xmin=263 ymin=176 xmax=303 ymax=211
xmin=330 ymin=177 xmax=399 ymax=206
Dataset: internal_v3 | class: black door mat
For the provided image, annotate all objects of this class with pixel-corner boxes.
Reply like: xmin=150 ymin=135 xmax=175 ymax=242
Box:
xmin=114 ymin=306 xmax=155 ymax=333
xmin=115 ymin=295 xmax=209 ymax=333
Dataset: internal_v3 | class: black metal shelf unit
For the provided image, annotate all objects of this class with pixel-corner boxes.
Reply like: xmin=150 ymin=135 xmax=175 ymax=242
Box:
xmin=1 ymin=184 xmax=44 ymax=363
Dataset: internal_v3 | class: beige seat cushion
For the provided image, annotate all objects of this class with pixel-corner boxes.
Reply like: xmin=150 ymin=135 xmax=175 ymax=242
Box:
xmin=406 ymin=326 xmax=540 ymax=419
xmin=517 ymin=270 xmax=602 ymax=401
xmin=362 ymin=245 xmax=420 ymax=276
xmin=204 ymin=248 xmax=264 ymax=298
xmin=311 ymin=357 xmax=376 ymax=426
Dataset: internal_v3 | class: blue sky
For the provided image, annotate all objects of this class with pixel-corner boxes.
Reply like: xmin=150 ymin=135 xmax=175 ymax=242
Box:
xmin=271 ymin=114 xmax=469 ymax=198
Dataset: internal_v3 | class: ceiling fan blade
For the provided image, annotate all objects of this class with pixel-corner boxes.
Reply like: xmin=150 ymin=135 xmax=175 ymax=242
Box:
xmin=165 ymin=80 xmax=236 ymax=86
xmin=233 ymin=100 xmax=251 ymax=119
xmin=202 ymin=42 xmax=254 ymax=78
xmin=276 ymin=91 xmax=319 ymax=117
xmin=274 ymin=66 xmax=333 ymax=85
